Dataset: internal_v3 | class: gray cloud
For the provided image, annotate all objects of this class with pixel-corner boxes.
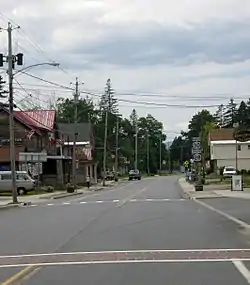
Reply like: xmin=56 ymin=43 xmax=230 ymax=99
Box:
xmin=67 ymin=20 xmax=250 ymax=68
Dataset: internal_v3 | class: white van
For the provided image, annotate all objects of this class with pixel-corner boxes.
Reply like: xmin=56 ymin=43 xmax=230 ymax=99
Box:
xmin=0 ymin=171 xmax=35 ymax=195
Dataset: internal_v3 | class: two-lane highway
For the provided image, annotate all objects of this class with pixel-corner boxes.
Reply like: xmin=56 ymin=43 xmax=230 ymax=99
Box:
xmin=1 ymin=176 xmax=250 ymax=284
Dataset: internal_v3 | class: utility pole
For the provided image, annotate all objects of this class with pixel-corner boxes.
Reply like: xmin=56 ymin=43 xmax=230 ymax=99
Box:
xmin=72 ymin=77 xmax=79 ymax=189
xmin=134 ymin=124 xmax=138 ymax=170
xmin=5 ymin=22 xmax=22 ymax=203
xmin=146 ymin=130 xmax=150 ymax=174
xmin=102 ymin=79 xmax=110 ymax=186
xmin=159 ymin=134 xmax=162 ymax=173
xmin=114 ymin=118 xmax=119 ymax=181
xmin=168 ymin=142 xmax=171 ymax=173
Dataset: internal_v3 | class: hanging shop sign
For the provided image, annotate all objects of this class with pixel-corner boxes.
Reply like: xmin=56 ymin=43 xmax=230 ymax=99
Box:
xmin=233 ymin=126 xmax=250 ymax=142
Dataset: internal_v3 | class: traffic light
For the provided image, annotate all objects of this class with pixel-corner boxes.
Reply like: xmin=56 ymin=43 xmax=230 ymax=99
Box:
xmin=0 ymin=75 xmax=5 ymax=89
xmin=0 ymin=75 xmax=7 ymax=98
xmin=0 ymin=54 xmax=3 ymax=67
xmin=16 ymin=53 xmax=23 ymax=65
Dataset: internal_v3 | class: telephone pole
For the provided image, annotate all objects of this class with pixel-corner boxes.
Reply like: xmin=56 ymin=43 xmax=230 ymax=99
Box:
xmin=159 ymin=134 xmax=162 ymax=173
xmin=102 ymin=79 xmax=110 ymax=186
xmin=114 ymin=118 xmax=119 ymax=181
xmin=146 ymin=130 xmax=150 ymax=174
xmin=134 ymin=124 xmax=138 ymax=170
xmin=0 ymin=23 xmax=23 ymax=203
xmin=72 ymin=77 xmax=79 ymax=189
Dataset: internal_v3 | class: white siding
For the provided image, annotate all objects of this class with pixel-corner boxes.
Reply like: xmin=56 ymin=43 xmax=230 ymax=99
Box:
xmin=211 ymin=142 xmax=250 ymax=170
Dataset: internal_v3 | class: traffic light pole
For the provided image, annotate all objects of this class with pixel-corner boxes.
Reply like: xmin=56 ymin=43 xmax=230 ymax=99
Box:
xmin=7 ymin=22 xmax=18 ymax=203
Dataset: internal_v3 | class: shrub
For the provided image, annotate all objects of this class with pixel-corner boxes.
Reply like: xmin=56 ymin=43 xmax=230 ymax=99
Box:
xmin=66 ymin=183 xmax=75 ymax=193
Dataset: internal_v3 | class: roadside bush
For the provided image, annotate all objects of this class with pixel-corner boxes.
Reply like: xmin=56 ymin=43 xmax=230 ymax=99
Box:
xmin=206 ymin=168 xmax=213 ymax=175
xmin=66 ymin=183 xmax=75 ymax=193
xmin=41 ymin=186 xmax=54 ymax=193
xmin=219 ymin=167 xmax=224 ymax=176
xmin=241 ymin=169 xmax=247 ymax=175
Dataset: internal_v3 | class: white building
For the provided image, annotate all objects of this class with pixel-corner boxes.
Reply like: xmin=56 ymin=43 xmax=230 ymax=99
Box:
xmin=210 ymin=140 xmax=250 ymax=170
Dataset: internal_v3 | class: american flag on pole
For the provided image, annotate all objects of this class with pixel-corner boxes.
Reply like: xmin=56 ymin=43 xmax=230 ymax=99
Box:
xmin=83 ymin=148 xmax=92 ymax=160
xmin=26 ymin=130 xmax=35 ymax=140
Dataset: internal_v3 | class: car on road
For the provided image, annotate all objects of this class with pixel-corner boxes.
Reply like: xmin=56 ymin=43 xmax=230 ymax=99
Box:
xmin=223 ymin=166 xmax=237 ymax=178
xmin=128 ymin=169 xmax=141 ymax=180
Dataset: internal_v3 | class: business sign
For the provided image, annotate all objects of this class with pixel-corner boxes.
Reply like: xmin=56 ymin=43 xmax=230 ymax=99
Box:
xmin=0 ymin=137 xmax=23 ymax=146
xmin=233 ymin=126 xmax=250 ymax=142
xmin=192 ymin=137 xmax=202 ymax=162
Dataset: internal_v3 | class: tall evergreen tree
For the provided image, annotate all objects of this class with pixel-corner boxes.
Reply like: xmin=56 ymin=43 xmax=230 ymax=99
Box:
xmin=99 ymin=79 xmax=118 ymax=114
xmin=235 ymin=101 xmax=248 ymax=126
xmin=224 ymin=98 xmax=237 ymax=127
xmin=214 ymin=104 xmax=226 ymax=128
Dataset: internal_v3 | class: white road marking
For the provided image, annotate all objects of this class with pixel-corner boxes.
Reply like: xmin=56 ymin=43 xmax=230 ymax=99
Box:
xmin=194 ymin=199 xmax=250 ymax=229
xmin=233 ymin=260 xmax=250 ymax=283
xmin=1 ymin=248 xmax=250 ymax=259
xmin=1 ymin=259 xmax=249 ymax=268
xmin=22 ymin=198 xmax=186 ymax=208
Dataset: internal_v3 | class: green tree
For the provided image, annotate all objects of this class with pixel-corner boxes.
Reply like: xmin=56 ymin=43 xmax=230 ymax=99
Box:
xmin=188 ymin=109 xmax=215 ymax=137
xmin=224 ymin=98 xmax=237 ymax=127
xmin=214 ymin=104 xmax=226 ymax=128
xmin=56 ymin=97 xmax=97 ymax=124
xmin=137 ymin=114 xmax=167 ymax=173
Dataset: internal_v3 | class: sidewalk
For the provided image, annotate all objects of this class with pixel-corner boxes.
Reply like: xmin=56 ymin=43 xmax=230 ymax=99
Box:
xmin=0 ymin=180 xmax=121 ymax=209
xmin=178 ymin=177 xmax=250 ymax=200
xmin=0 ymin=185 xmax=105 ymax=208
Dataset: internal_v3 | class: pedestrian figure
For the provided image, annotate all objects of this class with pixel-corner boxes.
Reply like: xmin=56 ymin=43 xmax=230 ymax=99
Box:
xmin=86 ymin=175 xmax=90 ymax=189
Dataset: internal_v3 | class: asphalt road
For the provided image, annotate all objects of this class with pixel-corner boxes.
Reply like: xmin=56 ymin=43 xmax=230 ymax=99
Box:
xmin=1 ymin=176 xmax=250 ymax=284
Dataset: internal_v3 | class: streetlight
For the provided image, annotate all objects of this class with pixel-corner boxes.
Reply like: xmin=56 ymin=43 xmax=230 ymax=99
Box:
xmin=14 ymin=62 xmax=60 ymax=76
xmin=8 ymin=61 xmax=59 ymax=203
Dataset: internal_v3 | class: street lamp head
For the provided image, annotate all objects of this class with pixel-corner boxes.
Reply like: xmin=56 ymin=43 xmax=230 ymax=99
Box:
xmin=50 ymin=62 xmax=60 ymax=67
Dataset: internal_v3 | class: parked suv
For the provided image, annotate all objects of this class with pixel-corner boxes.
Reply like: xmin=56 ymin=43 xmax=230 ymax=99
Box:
xmin=128 ymin=169 xmax=141 ymax=180
xmin=223 ymin=166 xmax=236 ymax=178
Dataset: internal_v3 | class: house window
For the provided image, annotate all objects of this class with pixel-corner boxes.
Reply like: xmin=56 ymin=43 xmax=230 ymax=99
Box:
xmin=238 ymin=145 xmax=241 ymax=151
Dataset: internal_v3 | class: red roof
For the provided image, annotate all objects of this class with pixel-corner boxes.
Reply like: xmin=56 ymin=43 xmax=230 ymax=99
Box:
xmin=14 ymin=110 xmax=55 ymax=131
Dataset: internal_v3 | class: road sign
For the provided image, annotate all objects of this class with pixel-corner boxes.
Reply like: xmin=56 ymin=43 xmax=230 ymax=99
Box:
xmin=192 ymin=137 xmax=202 ymax=162
xmin=193 ymin=153 xmax=201 ymax=162
xmin=192 ymin=137 xmax=202 ymax=154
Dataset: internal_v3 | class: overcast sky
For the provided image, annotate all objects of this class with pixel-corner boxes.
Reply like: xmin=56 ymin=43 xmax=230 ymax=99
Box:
xmin=1 ymin=0 xmax=250 ymax=140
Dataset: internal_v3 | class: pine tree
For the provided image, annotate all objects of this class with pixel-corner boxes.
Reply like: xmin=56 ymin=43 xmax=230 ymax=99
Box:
xmin=130 ymin=109 xmax=138 ymax=131
xmin=214 ymin=104 xmax=226 ymax=128
xmin=235 ymin=101 xmax=248 ymax=126
xmin=224 ymin=98 xmax=237 ymax=127
xmin=99 ymin=79 xmax=119 ymax=114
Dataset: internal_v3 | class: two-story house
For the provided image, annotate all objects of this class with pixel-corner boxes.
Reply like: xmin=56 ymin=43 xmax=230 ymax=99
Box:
xmin=0 ymin=107 xmax=66 ymax=183
xmin=58 ymin=122 xmax=97 ymax=184
xmin=209 ymin=128 xmax=250 ymax=171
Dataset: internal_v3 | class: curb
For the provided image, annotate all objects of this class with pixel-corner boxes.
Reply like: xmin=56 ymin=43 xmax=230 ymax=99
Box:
xmin=178 ymin=178 xmax=225 ymax=200
xmin=0 ymin=203 xmax=19 ymax=210
xmin=93 ymin=187 xmax=104 ymax=191
xmin=52 ymin=191 xmax=83 ymax=200
xmin=178 ymin=178 xmax=194 ymax=200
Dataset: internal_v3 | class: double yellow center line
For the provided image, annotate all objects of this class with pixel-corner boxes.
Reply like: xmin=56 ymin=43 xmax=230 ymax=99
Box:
xmin=2 ymin=266 xmax=41 ymax=285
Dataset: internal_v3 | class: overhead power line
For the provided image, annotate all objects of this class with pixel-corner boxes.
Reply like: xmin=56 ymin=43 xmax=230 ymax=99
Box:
xmin=20 ymin=72 xmax=223 ymax=108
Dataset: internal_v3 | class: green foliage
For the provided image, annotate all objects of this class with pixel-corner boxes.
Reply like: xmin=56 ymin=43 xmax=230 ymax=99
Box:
xmin=55 ymin=80 xmax=168 ymax=174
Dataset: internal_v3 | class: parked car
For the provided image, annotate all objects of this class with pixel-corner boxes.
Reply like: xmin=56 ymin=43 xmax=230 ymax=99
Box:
xmin=128 ymin=169 xmax=141 ymax=180
xmin=223 ymin=166 xmax=236 ymax=178
xmin=0 ymin=171 xmax=35 ymax=195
